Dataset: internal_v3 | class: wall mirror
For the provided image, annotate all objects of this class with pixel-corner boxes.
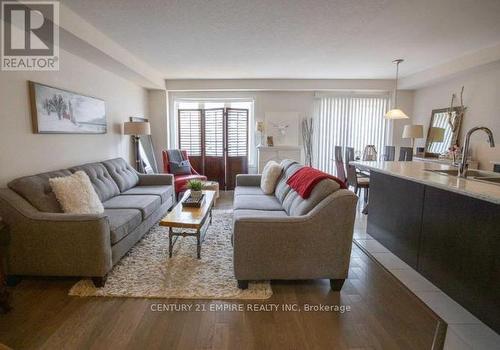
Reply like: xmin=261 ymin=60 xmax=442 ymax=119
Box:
xmin=424 ymin=107 xmax=463 ymax=157
xmin=130 ymin=117 xmax=159 ymax=174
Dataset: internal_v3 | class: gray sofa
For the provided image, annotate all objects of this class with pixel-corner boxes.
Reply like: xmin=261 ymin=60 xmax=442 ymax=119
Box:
xmin=0 ymin=158 xmax=174 ymax=287
xmin=233 ymin=160 xmax=358 ymax=290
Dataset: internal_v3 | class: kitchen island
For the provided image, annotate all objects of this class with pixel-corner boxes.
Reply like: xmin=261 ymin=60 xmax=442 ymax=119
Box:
xmin=352 ymin=161 xmax=500 ymax=333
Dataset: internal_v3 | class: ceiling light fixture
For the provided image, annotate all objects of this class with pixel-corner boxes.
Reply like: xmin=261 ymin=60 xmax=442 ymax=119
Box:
xmin=385 ymin=59 xmax=409 ymax=120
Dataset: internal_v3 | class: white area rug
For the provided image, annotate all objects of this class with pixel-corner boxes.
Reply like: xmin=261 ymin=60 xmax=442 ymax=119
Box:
xmin=69 ymin=210 xmax=272 ymax=300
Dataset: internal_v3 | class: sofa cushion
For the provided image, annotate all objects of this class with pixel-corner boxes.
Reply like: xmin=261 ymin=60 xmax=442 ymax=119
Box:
xmin=105 ymin=208 xmax=142 ymax=244
xmin=282 ymin=178 xmax=340 ymax=216
xmin=102 ymin=158 xmax=139 ymax=192
xmin=233 ymin=209 xmax=288 ymax=221
xmin=260 ymin=161 xmax=283 ymax=194
xmin=122 ymin=185 xmax=173 ymax=204
xmin=167 ymin=149 xmax=192 ymax=175
xmin=234 ymin=194 xmax=283 ymax=211
xmin=8 ymin=169 xmax=72 ymax=212
xmin=280 ymin=159 xmax=299 ymax=171
xmin=49 ymin=171 xmax=104 ymax=214
xmin=103 ymin=195 xmax=161 ymax=219
xmin=234 ymin=186 xmax=265 ymax=196
xmin=275 ymin=163 xmax=303 ymax=204
xmin=70 ymin=162 xmax=120 ymax=202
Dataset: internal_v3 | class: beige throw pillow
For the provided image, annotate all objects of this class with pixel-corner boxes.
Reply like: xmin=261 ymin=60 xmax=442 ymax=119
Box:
xmin=49 ymin=171 xmax=104 ymax=214
xmin=260 ymin=161 xmax=283 ymax=194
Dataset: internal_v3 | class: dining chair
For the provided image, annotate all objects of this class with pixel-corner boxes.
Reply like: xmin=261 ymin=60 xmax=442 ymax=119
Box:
xmin=345 ymin=147 xmax=369 ymax=203
xmin=334 ymin=146 xmax=346 ymax=183
xmin=399 ymin=147 xmax=413 ymax=161
xmin=383 ymin=146 xmax=396 ymax=161
xmin=362 ymin=145 xmax=377 ymax=161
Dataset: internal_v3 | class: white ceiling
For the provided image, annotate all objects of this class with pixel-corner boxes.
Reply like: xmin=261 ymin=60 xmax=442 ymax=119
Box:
xmin=62 ymin=0 xmax=500 ymax=80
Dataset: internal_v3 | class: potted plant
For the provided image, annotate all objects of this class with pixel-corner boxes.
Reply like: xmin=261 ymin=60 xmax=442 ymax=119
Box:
xmin=187 ymin=180 xmax=203 ymax=199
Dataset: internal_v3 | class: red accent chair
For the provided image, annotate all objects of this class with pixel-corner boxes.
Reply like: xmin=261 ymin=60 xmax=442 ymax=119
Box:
xmin=162 ymin=150 xmax=207 ymax=195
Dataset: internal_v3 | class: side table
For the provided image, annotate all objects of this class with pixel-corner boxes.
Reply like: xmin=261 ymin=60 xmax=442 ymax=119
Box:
xmin=0 ymin=221 xmax=10 ymax=313
xmin=202 ymin=181 xmax=220 ymax=204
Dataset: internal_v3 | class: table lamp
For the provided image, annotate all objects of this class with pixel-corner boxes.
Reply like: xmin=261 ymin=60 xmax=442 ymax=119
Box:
xmin=402 ymin=124 xmax=424 ymax=152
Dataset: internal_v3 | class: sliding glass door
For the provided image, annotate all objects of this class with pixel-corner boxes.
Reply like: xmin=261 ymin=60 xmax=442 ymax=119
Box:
xmin=178 ymin=107 xmax=248 ymax=189
xmin=313 ymin=95 xmax=390 ymax=175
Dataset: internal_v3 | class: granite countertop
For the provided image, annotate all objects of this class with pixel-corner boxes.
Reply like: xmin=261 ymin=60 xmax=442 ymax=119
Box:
xmin=351 ymin=161 xmax=500 ymax=204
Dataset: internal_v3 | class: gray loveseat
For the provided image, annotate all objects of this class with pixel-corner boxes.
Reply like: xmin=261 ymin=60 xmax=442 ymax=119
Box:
xmin=0 ymin=158 xmax=174 ymax=287
xmin=233 ymin=160 xmax=358 ymax=290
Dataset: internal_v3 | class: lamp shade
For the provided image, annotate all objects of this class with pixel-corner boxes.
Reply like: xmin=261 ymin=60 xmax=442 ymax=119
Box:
xmin=124 ymin=121 xmax=151 ymax=135
xmin=402 ymin=125 xmax=424 ymax=139
xmin=429 ymin=127 xmax=445 ymax=142
xmin=385 ymin=108 xmax=409 ymax=120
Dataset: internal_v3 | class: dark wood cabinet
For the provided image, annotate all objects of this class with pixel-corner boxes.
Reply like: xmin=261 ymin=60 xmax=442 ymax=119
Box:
xmin=367 ymin=171 xmax=500 ymax=333
xmin=367 ymin=171 xmax=425 ymax=269
xmin=420 ymin=187 xmax=500 ymax=332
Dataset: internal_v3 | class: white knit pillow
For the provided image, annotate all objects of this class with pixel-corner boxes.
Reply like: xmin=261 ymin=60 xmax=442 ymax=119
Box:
xmin=260 ymin=161 xmax=283 ymax=194
xmin=49 ymin=171 xmax=104 ymax=214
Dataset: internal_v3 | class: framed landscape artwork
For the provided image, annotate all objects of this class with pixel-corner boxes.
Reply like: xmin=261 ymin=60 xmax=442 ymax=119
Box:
xmin=29 ymin=81 xmax=107 ymax=134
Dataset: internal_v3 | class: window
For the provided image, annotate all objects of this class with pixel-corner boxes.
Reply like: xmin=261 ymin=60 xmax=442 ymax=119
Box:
xmin=173 ymin=99 xmax=255 ymax=165
xmin=227 ymin=108 xmax=248 ymax=157
xmin=177 ymin=107 xmax=248 ymax=158
xmin=178 ymin=109 xmax=202 ymax=156
xmin=313 ymin=95 xmax=390 ymax=175
xmin=204 ymin=108 xmax=224 ymax=157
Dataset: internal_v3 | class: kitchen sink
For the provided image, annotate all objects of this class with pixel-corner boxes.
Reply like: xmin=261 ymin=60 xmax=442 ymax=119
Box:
xmin=474 ymin=177 xmax=500 ymax=184
xmin=425 ymin=169 xmax=486 ymax=177
xmin=425 ymin=169 xmax=500 ymax=185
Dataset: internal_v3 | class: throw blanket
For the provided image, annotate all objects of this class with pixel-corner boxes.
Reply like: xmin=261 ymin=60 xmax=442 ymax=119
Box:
xmin=286 ymin=167 xmax=347 ymax=199
xmin=167 ymin=149 xmax=192 ymax=175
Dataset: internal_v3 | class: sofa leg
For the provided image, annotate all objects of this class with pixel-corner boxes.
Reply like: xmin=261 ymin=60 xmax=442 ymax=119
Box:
xmin=6 ymin=275 xmax=22 ymax=287
xmin=237 ymin=280 xmax=249 ymax=290
xmin=91 ymin=275 xmax=107 ymax=288
xmin=330 ymin=279 xmax=345 ymax=291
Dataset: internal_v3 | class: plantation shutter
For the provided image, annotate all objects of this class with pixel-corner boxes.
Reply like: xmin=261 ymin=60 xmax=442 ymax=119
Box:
xmin=204 ymin=108 xmax=224 ymax=157
xmin=226 ymin=108 xmax=248 ymax=157
xmin=178 ymin=109 xmax=202 ymax=156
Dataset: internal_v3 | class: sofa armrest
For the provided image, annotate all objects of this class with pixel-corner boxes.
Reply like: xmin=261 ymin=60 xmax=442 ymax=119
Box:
xmin=236 ymin=174 xmax=262 ymax=187
xmin=138 ymin=173 xmax=174 ymax=186
xmin=233 ymin=189 xmax=358 ymax=280
xmin=0 ymin=189 xmax=112 ymax=277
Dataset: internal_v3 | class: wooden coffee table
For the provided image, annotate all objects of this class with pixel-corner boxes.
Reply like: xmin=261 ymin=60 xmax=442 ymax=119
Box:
xmin=159 ymin=190 xmax=215 ymax=259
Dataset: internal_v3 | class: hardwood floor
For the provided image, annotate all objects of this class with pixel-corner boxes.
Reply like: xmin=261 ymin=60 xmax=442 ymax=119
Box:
xmin=0 ymin=191 xmax=445 ymax=350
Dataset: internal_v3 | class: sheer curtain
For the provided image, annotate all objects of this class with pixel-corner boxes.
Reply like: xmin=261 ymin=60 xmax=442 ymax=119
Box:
xmin=313 ymin=94 xmax=390 ymax=175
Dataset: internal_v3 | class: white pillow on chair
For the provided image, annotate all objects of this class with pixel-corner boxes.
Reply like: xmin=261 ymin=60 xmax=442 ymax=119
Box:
xmin=260 ymin=161 xmax=283 ymax=194
xmin=49 ymin=171 xmax=104 ymax=214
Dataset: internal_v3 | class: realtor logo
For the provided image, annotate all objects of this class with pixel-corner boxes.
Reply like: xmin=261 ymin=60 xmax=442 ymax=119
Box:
xmin=1 ymin=1 xmax=59 ymax=70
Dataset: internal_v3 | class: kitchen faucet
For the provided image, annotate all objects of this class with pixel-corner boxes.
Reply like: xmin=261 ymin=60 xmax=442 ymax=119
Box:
xmin=458 ymin=127 xmax=495 ymax=178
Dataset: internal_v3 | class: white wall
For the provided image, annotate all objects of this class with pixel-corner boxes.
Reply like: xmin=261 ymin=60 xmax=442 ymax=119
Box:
xmin=148 ymin=90 xmax=169 ymax=169
xmin=412 ymin=61 xmax=500 ymax=170
xmin=0 ymin=48 xmax=149 ymax=186
xmin=392 ymin=90 xmax=415 ymax=149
